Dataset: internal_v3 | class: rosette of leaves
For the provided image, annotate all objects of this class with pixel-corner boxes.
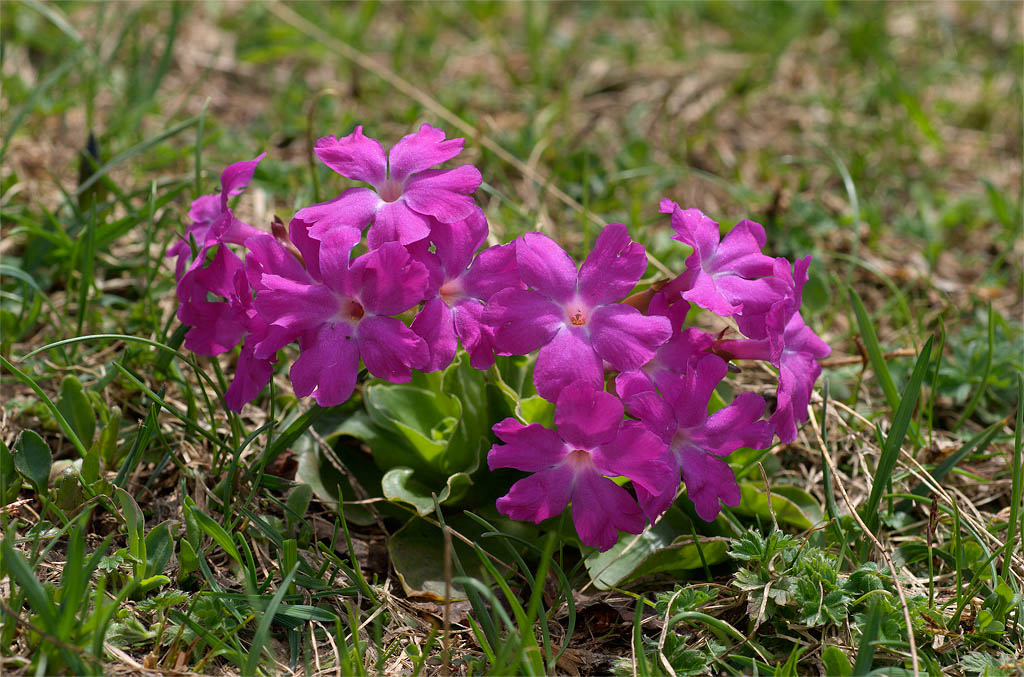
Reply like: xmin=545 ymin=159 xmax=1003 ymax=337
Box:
xmin=298 ymin=349 xmax=518 ymax=517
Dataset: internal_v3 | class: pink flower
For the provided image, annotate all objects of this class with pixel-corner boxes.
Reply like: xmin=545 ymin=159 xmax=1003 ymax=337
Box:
xmin=410 ymin=207 xmax=522 ymax=371
xmin=485 ymin=224 xmax=672 ymax=401
xmin=168 ymin=153 xmax=266 ymax=279
xmin=488 ymin=381 xmax=670 ymax=551
xmin=175 ymin=238 xmax=290 ymax=412
xmin=252 ymin=227 xmax=430 ymax=406
xmin=296 ymin=125 xmax=482 ymax=248
xmin=628 ymin=358 xmax=773 ymax=522
xmin=659 ymin=200 xmax=777 ymax=317
xmin=714 ymin=257 xmax=831 ymax=443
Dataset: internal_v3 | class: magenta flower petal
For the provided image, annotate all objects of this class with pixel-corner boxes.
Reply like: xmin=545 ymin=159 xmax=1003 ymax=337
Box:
xmin=182 ymin=300 xmax=247 ymax=356
xmin=533 ymin=326 xmax=604 ymax=401
xmin=452 ymin=300 xmax=497 ymax=369
xmin=487 ymin=288 xmax=563 ymax=355
xmin=352 ymin=242 xmax=430 ymax=315
xmin=430 ymin=207 xmax=488 ymax=276
xmin=316 ymin=226 xmax=362 ymax=295
xmin=314 ymin=127 xmax=387 ymax=186
xmin=357 ymin=315 xmax=429 ymax=381
xmin=299 ymin=187 xmax=380 ymax=236
xmin=614 ymin=369 xmax=657 ymax=404
xmin=712 ymin=220 xmax=771 ymax=277
xmin=256 ymin=275 xmax=337 ymax=332
xmin=214 ymin=216 xmax=264 ymax=249
xmin=679 ymin=261 xmax=741 ymax=316
xmin=187 ymin=194 xmax=220 ymax=227
xmin=387 ymin=124 xmax=466 ymax=183
xmin=224 ymin=341 xmax=275 ymax=412
xmin=244 ymin=234 xmax=309 ymax=287
xmin=667 ymin=205 xmax=719 ymax=249
xmin=571 ymin=471 xmax=647 ymax=551
xmin=593 ymin=421 xmax=670 ymax=497
xmin=698 ymin=392 xmax=772 ymax=454
xmin=516 ymin=232 xmax=577 ymax=303
xmin=772 ymin=349 xmax=822 ymax=443
xmin=402 ymin=165 xmax=482 ymax=223
xmin=496 ymin=464 xmax=575 ymax=524
xmin=673 ymin=354 xmax=728 ymax=428
xmin=411 ymin=296 xmax=457 ymax=372
xmin=368 ymin=201 xmax=432 ymax=248
xmin=288 ymin=218 xmax=323 ymax=282
xmin=578 ymin=223 xmax=648 ymax=306
xmin=463 ymin=241 xmax=521 ymax=300
xmin=488 ymin=419 xmax=569 ymax=472
xmin=634 ymin=450 xmax=681 ymax=524
xmin=589 ymin=304 xmax=672 ymax=371
xmin=251 ymin=323 xmax=297 ymax=361
xmin=554 ymin=381 xmax=624 ymax=449
xmin=219 ymin=152 xmax=266 ymax=200
xmin=290 ymin=323 xmax=361 ymax=406
xmin=678 ymin=446 xmax=740 ymax=522
xmin=626 ymin=390 xmax=677 ymax=445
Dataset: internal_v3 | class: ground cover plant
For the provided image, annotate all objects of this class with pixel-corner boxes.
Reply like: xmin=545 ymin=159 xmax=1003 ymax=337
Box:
xmin=1 ymin=2 xmax=1022 ymax=675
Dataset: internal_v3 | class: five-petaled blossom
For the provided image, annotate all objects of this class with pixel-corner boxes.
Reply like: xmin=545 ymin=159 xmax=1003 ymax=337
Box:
xmin=486 ymin=223 xmax=673 ymax=401
xmin=488 ymin=381 xmax=670 ymax=551
xmin=295 ymin=124 xmax=482 ymax=248
xmin=253 ymin=226 xmax=430 ymax=407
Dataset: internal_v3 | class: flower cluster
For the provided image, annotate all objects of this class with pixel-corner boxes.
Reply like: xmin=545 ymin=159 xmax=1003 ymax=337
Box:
xmin=173 ymin=124 xmax=830 ymax=551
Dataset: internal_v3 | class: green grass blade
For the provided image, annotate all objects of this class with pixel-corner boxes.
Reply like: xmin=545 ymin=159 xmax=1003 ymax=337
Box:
xmin=74 ymin=115 xmax=199 ymax=197
xmin=1002 ymin=373 xmax=1023 ymax=580
xmin=861 ymin=335 xmax=933 ymax=533
xmin=849 ymin=288 xmax=917 ymax=437
xmin=244 ymin=562 xmax=300 ymax=676
xmin=0 ymin=354 xmax=88 ymax=458
xmin=852 ymin=596 xmax=882 ymax=675
xmin=896 ymin=417 xmax=1004 ymax=514
xmin=2 ymin=535 xmax=59 ymax=631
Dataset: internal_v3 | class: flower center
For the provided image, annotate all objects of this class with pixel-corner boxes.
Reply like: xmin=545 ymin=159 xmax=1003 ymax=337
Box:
xmin=565 ymin=448 xmax=592 ymax=470
xmin=565 ymin=301 xmax=589 ymax=326
xmin=440 ymin=278 xmax=464 ymax=306
xmin=340 ymin=298 xmax=365 ymax=323
xmin=378 ymin=178 xmax=404 ymax=203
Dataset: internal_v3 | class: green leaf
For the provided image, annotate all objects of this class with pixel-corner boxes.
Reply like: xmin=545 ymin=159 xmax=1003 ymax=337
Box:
xmin=381 ymin=466 xmax=472 ymax=515
xmin=359 ymin=351 xmax=491 ymax=487
xmin=585 ymin=507 xmax=730 ymax=589
xmin=517 ymin=395 xmax=555 ymax=427
xmin=388 ymin=515 xmax=489 ymax=600
xmin=1 ymin=536 xmax=58 ymax=633
xmin=13 ymin=429 xmax=52 ymax=493
xmin=115 ymin=487 xmax=146 ymax=578
xmin=273 ymin=604 xmax=338 ymax=623
xmin=187 ymin=504 xmax=242 ymax=565
xmin=852 ymin=596 xmax=883 ymax=675
xmin=94 ymin=404 xmax=122 ymax=469
xmin=145 ymin=521 xmax=174 ymax=578
xmin=178 ymin=538 xmax=199 ymax=579
xmin=822 ymin=646 xmax=853 ymax=677
xmin=284 ymin=483 xmax=312 ymax=530
xmin=56 ymin=376 xmax=96 ymax=448
xmin=861 ymin=336 xmax=933 ymax=533
xmin=0 ymin=438 xmax=21 ymax=503
xmin=849 ymin=287 xmax=900 ymax=409
xmin=293 ymin=422 xmax=384 ymax=526
xmin=732 ymin=483 xmax=818 ymax=530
